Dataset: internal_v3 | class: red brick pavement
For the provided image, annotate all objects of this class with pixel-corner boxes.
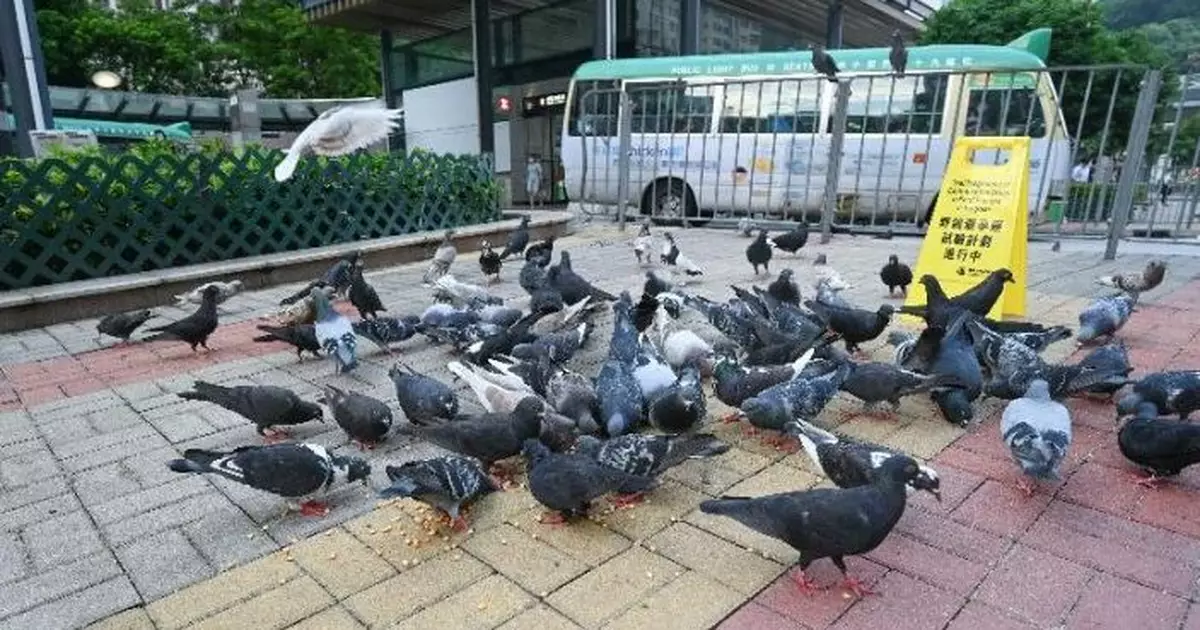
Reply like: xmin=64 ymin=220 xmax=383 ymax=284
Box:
xmin=720 ymin=279 xmax=1200 ymax=630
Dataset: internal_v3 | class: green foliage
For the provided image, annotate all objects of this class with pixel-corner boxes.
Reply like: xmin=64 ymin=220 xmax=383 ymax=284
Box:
xmin=0 ymin=145 xmax=501 ymax=290
xmin=1101 ymin=0 xmax=1198 ymax=30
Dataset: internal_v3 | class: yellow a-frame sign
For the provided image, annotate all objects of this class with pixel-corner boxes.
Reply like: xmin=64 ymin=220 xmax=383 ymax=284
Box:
xmin=904 ymin=136 xmax=1030 ymax=321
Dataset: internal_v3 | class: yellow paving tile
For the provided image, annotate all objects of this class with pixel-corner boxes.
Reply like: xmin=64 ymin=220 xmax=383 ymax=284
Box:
xmin=725 ymin=461 xmax=819 ymax=497
xmin=602 ymin=481 xmax=706 ymax=542
xmin=599 ymin=571 xmax=743 ymax=630
xmin=190 ymin=575 xmax=334 ymax=630
xmin=343 ymin=502 xmax=461 ymax=571
xmin=288 ymin=527 xmax=396 ymax=599
xmin=646 ymin=522 xmax=784 ymax=595
xmin=287 ymin=605 xmax=364 ymax=629
xmin=881 ymin=417 xmax=965 ymax=460
xmin=87 ymin=607 xmax=154 ymax=630
xmin=392 ymin=574 xmax=533 ymax=630
xmin=508 ymin=508 xmax=631 ymax=567
xmin=147 ymin=552 xmax=301 ymax=630
xmin=839 ymin=414 xmax=905 ymax=444
xmin=461 ymin=523 xmax=587 ymax=595
xmin=496 ymin=605 xmax=582 ymax=630
xmin=546 ymin=548 xmax=680 ymax=629
xmin=342 ymin=550 xmax=491 ymax=627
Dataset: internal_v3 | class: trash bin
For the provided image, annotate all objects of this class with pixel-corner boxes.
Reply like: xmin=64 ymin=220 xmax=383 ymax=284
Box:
xmin=1046 ymin=200 xmax=1065 ymax=222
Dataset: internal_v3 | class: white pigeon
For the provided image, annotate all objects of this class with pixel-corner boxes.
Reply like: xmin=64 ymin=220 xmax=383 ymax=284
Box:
xmin=1000 ymin=379 xmax=1071 ymax=496
xmin=446 ymin=360 xmax=532 ymax=413
xmin=175 ymin=280 xmax=244 ymax=307
xmin=423 ymin=230 xmax=458 ymax=285
xmin=274 ymin=101 xmax=404 ymax=183
xmin=813 ymin=266 xmax=850 ymax=291
xmin=659 ymin=232 xmax=704 ymax=283
xmin=433 ymin=274 xmax=496 ymax=306
xmin=633 ymin=222 xmax=655 ymax=265
xmin=737 ymin=216 xmax=757 ymax=237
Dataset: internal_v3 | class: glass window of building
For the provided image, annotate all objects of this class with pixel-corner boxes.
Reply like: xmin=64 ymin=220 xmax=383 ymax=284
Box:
xmin=721 ymin=79 xmax=822 ymax=133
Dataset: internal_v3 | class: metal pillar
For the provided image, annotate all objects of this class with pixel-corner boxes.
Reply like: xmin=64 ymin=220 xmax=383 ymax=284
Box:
xmin=228 ymin=89 xmax=261 ymax=150
xmin=679 ymin=0 xmax=701 ymax=55
xmin=825 ymin=0 xmax=844 ymax=49
xmin=471 ymin=0 xmax=495 ymax=158
xmin=380 ymin=29 xmax=405 ymax=152
xmin=1104 ymin=70 xmax=1161 ymax=260
xmin=0 ymin=0 xmax=54 ymax=158
xmin=821 ymin=81 xmax=852 ymax=243
xmin=0 ymin=60 xmax=13 ymax=156
xmin=594 ymin=0 xmax=616 ymax=59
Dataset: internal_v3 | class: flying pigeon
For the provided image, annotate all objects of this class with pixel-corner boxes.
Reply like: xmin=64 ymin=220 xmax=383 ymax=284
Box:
xmin=96 ymin=309 xmax=153 ymax=344
xmin=178 ymin=380 xmax=324 ymax=442
xmin=498 ymin=215 xmax=531 ymax=260
xmin=879 ymin=255 xmax=912 ymax=298
xmin=767 ymin=269 xmax=801 ymax=306
xmin=786 ymin=419 xmax=940 ymax=500
xmin=312 ymin=287 xmax=357 ymax=373
xmin=700 ymin=454 xmax=920 ymax=597
xmin=348 ymin=264 xmax=385 ymax=319
xmin=175 ymin=280 xmax=244 ymax=307
xmin=379 ymin=455 xmax=499 ymax=530
xmin=1116 ymin=370 xmax=1200 ymax=420
xmin=1096 ymin=260 xmax=1166 ymax=294
xmin=423 ymin=230 xmax=458 ymax=285
xmin=274 ymin=101 xmax=404 ymax=182
xmin=1076 ymin=293 xmax=1136 ymax=344
xmin=660 ymin=231 xmax=704 ymax=282
xmin=320 ymin=384 xmax=393 ymax=450
xmin=523 ymin=438 xmax=655 ymax=524
xmin=1118 ymin=402 xmax=1200 ymax=488
xmin=770 ymin=221 xmax=809 ymax=256
xmin=746 ymin=229 xmax=773 ymax=275
xmin=479 ymin=240 xmax=502 ymax=284
xmin=253 ymin=323 xmax=322 ymax=360
xmin=143 ymin=285 xmax=220 ymax=351
xmin=1001 ymin=379 xmax=1071 ymax=496
xmin=389 ymin=362 xmax=459 ymax=425
xmin=168 ymin=443 xmax=370 ymax=516
xmin=889 ymin=30 xmax=908 ymax=76
xmin=574 ymin=432 xmax=729 ymax=506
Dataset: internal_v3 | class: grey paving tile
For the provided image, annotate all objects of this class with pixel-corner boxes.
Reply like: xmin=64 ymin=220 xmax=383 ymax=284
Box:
xmin=0 ymin=533 xmax=26 ymax=584
xmin=0 ymin=445 xmax=61 ymax=488
xmin=23 ymin=509 xmax=106 ymax=572
xmin=114 ymin=528 xmax=214 ymax=601
xmin=0 ymin=575 xmax=140 ymax=630
xmin=101 ymin=490 xmax=230 ymax=547
xmin=89 ymin=476 xmax=211 ymax=525
xmin=0 ymin=551 xmax=120 ymax=618
xmin=121 ymin=445 xmax=185 ymax=489
xmin=182 ymin=504 xmax=278 ymax=571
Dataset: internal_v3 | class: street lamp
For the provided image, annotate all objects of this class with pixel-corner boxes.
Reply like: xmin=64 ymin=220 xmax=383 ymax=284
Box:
xmin=91 ymin=70 xmax=122 ymax=89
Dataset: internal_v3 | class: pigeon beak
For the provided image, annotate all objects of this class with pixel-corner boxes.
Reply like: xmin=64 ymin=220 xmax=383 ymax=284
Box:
xmin=930 ymin=489 xmax=942 ymax=503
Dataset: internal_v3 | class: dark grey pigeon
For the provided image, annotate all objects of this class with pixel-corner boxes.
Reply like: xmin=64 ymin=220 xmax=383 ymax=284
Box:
xmin=320 ymin=384 xmax=393 ymax=450
xmin=786 ymin=419 xmax=940 ymax=499
xmin=499 ymin=215 xmax=532 ymax=260
xmin=712 ymin=350 xmax=814 ymax=411
xmin=1117 ymin=370 xmax=1200 ymax=420
xmin=167 ymin=443 xmax=370 ymax=516
xmin=648 ymin=365 xmax=706 ymax=434
xmin=904 ymin=312 xmax=983 ymax=425
xmin=596 ymin=293 xmax=644 ymax=436
xmin=746 ymin=229 xmax=773 ymax=275
xmin=279 ymin=280 xmax=325 ymax=306
xmin=970 ymin=319 xmax=1125 ymax=401
xmin=769 ymin=222 xmax=809 ymax=256
xmin=739 ymin=360 xmax=851 ymax=446
xmin=700 ymin=454 xmax=920 ymax=597
xmin=1077 ymin=293 xmax=1136 ymax=343
xmin=96 ymin=309 xmax=153 ymax=343
xmin=767 ymin=269 xmax=801 ymax=306
xmin=353 ymin=315 xmax=421 ymax=353
xmin=574 ymin=432 xmax=729 ymax=504
xmin=1074 ymin=340 xmax=1132 ymax=397
xmin=177 ymin=381 xmax=323 ymax=441
xmin=548 ymin=251 xmax=616 ymax=304
xmin=379 ymin=455 xmax=499 ymax=530
xmin=879 ymin=255 xmax=912 ymax=297
xmin=523 ymin=438 xmax=655 ymax=524
xmin=643 ymin=271 xmax=674 ymax=298
xmin=396 ymin=397 xmax=545 ymax=475
xmin=519 ymin=258 xmax=549 ymax=294
xmin=389 ymin=363 xmax=458 ymax=425
xmin=839 ymin=362 xmax=958 ymax=418
xmin=806 ymin=300 xmax=895 ymax=355
xmin=1001 ymin=379 xmax=1071 ymax=496
xmin=512 ymin=322 xmax=591 ymax=364
xmin=525 ymin=236 xmax=555 ymax=267
xmin=1118 ymin=402 xmax=1200 ymax=488
xmin=254 ymin=323 xmax=321 ymax=360
xmin=1004 ymin=325 xmax=1073 ymax=353
xmin=889 ymin=30 xmax=908 ymax=76
xmin=545 ymin=366 xmax=601 ymax=435
xmin=143 ymin=285 xmax=220 ymax=351
xmin=810 ymin=43 xmax=839 ymax=82
xmin=322 ymin=253 xmax=360 ymax=297
xmin=348 ymin=264 xmax=386 ymax=320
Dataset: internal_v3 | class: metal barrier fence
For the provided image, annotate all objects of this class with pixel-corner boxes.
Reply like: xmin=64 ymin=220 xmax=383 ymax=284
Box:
xmin=566 ymin=66 xmax=1200 ymax=257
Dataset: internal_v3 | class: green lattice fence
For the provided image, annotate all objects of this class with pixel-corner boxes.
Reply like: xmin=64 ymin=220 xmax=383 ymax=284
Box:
xmin=0 ymin=144 xmax=500 ymax=291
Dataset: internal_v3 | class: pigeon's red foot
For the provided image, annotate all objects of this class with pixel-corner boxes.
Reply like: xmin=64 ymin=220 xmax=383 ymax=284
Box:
xmin=841 ymin=576 xmax=875 ymax=597
xmin=262 ymin=430 xmax=290 ymax=445
xmin=538 ymin=511 xmax=568 ymax=526
xmin=298 ymin=501 xmax=330 ymax=517
xmin=1132 ymin=472 xmax=1166 ymax=489
xmin=789 ymin=570 xmax=824 ymax=596
xmin=742 ymin=425 xmax=760 ymax=437
xmin=353 ymin=439 xmax=377 ymax=451
xmin=488 ymin=474 xmax=509 ymax=492
xmin=719 ymin=413 xmax=741 ymax=424
xmin=1015 ymin=477 xmax=1038 ymax=498
xmin=612 ymin=493 xmax=645 ymax=509
xmin=448 ymin=513 xmax=470 ymax=532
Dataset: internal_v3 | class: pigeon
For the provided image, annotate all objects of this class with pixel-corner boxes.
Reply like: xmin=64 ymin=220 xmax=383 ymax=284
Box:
xmin=545 ymin=366 xmax=601 ymax=435
xmin=272 ymin=286 xmax=334 ymax=326
xmin=739 ymin=360 xmax=851 ymax=448
xmin=423 ymin=230 xmax=458 ymax=285
xmin=633 ymin=222 xmax=654 ymax=265
xmin=786 ymin=419 xmax=940 ymax=500
xmin=746 ymin=229 xmax=773 ymax=275
xmin=594 ymin=293 xmax=645 ymax=437
xmin=770 ymin=221 xmax=809 ymax=256
xmin=839 ymin=362 xmax=959 ymax=419
xmin=813 ymin=253 xmax=827 ymax=266
xmin=574 ymin=432 xmax=729 ymax=505
xmin=948 ymin=269 xmax=1015 ymax=317
xmin=348 ymin=264 xmax=385 ymax=320
xmin=643 ymin=271 xmax=674 ymax=298
xmin=498 ymin=215 xmax=531 ymax=260
xmin=322 ymin=253 xmax=360 ymax=298
xmin=519 ymin=258 xmax=549 ymax=294
xmin=879 ymin=255 xmax=912 ymax=298
xmin=1073 ymin=340 xmax=1132 ymax=397
xmin=525 ymin=236 xmax=555 ymax=267
xmin=814 ymin=276 xmax=852 ymax=310
xmin=177 ymin=381 xmax=324 ymax=442
xmin=175 ymin=280 xmax=244 ymax=307
xmin=142 ymin=285 xmax=220 ymax=351
xmin=479 ymin=240 xmax=502 ymax=283
xmin=352 ymin=315 xmax=421 ymax=353
xmin=903 ymin=311 xmax=983 ymax=426
xmin=738 ymin=216 xmax=757 ymax=237
xmin=660 ymin=232 xmax=704 ymax=282
xmin=659 ymin=329 xmax=714 ymax=374
xmin=253 ymin=323 xmax=322 ymax=359
xmin=396 ymin=397 xmax=546 ymax=478
xmin=1001 ymin=379 xmax=1071 ymax=496
xmin=523 ymin=438 xmax=655 ymax=524
xmin=1118 ymin=402 xmax=1200 ymax=488
xmin=1076 ymin=293 xmax=1136 ymax=344
xmin=312 ymin=287 xmax=357 ymax=373
xmin=1051 ymin=241 xmax=1061 ymax=252
xmin=433 ymin=275 xmax=502 ymax=307
xmin=379 ymin=455 xmax=499 ymax=530
xmin=1096 ymin=260 xmax=1166 ymax=294
xmin=806 ymin=301 xmax=895 ymax=355
xmin=767 ymin=269 xmax=801 ymax=306
xmin=1004 ymin=324 xmax=1074 ymax=353
xmin=889 ymin=30 xmax=908 ymax=76
xmin=274 ymin=100 xmax=404 ymax=182
xmin=548 ymin=251 xmax=616 ymax=304
xmin=447 ymin=360 xmax=534 ymax=414
xmin=96 ymin=309 xmax=153 ymax=344
xmin=713 ymin=349 xmax=815 ymax=413
xmin=320 ymin=384 xmax=393 ymax=450
xmin=647 ymin=365 xmax=707 ymax=433
xmin=1116 ymin=370 xmax=1200 ymax=420
xmin=810 ymin=43 xmax=839 ymax=82
xmin=389 ymin=362 xmax=459 ymax=425
xmin=700 ymin=454 xmax=920 ymax=597
xmin=168 ymin=443 xmax=370 ymax=516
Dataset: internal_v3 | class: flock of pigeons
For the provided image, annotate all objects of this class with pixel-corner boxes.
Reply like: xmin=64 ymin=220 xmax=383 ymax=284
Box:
xmin=89 ymin=216 xmax=1200 ymax=598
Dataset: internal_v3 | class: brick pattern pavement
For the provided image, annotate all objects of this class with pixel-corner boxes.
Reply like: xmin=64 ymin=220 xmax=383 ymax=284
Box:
xmin=0 ymin=223 xmax=1198 ymax=629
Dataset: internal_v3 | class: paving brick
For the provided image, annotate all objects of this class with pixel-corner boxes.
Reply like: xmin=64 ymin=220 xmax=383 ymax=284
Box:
xmin=0 ymin=533 xmax=24 ymax=583
xmin=0 ymin=412 xmax=36 ymax=447
xmin=72 ymin=463 xmax=144 ymax=507
xmin=60 ymin=428 xmax=171 ymax=473
xmin=261 ymin=485 xmax=375 ymax=543
xmin=343 ymin=551 xmax=492 ymax=627
xmin=112 ymin=381 xmax=166 ymax=404
xmin=85 ymin=606 xmax=155 ymax=630
xmin=190 ymin=575 xmax=334 ymax=630
xmin=462 ymin=523 xmax=588 ymax=594
xmin=0 ymin=445 xmax=60 ymax=487
xmin=1059 ymin=462 xmax=1146 ymax=517
xmin=509 ymin=507 xmax=631 ymax=567
xmin=1040 ymin=500 xmax=1200 ymax=565
xmin=0 ymin=551 xmax=121 ymax=619
xmin=145 ymin=551 xmax=299 ymax=629
xmin=754 ymin=558 xmax=888 ymax=628
xmin=974 ymin=545 xmax=1093 ymax=627
xmin=600 ymin=570 xmax=743 ymax=630
xmin=342 ymin=501 xmax=468 ymax=570
xmin=182 ymin=504 xmax=277 ymax=571
xmin=647 ymin=522 xmax=783 ymax=595
xmin=393 ymin=573 xmax=533 ymax=630
xmin=86 ymin=406 xmax=145 ymax=434
xmin=0 ymin=576 xmax=140 ymax=630
xmin=145 ymin=411 xmax=216 ymax=444
xmin=288 ymin=605 xmax=365 ymax=630
xmin=497 ymin=605 xmax=583 ymax=630
xmin=120 ymin=445 xmax=186 ymax=489
xmin=951 ymin=480 xmax=1051 ymax=539
xmin=715 ymin=602 xmax=798 ymax=630
xmin=288 ymin=527 xmax=396 ymax=599
xmin=1132 ymin=483 xmax=1200 ymax=538
xmin=102 ymin=490 xmax=230 ymax=546
xmin=115 ymin=528 xmax=215 ymax=601
xmin=0 ymin=484 xmax=78 ymax=531
xmin=547 ymin=547 xmax=680 ymax=628
xmin=865 ymin=532 xmax=988 ymax=596
xmin=23 ymin=509 xmax=106 ymax=572
xmin=880 ymin=419 xmax=964 ymax=460
xmin=90 ymin=475 xmax=214 ymax=525
xmin=1065 ymin=573 xmax=1187 ymax=630
xmin=934 ymin=444 xmax=1014 ymax=482
xmin=665 ymin=454 xmax=764 ymax=496
xmin=945 ymin=601 xmax=1036 ymax=630
xmin=830 ymin=570 xmax=964 ymax=630
xmin=599 ymin=481 xmax=706 ymax=542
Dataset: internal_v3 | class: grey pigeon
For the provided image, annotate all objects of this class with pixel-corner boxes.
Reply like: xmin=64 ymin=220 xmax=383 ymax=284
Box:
xmin=320 ymin=384 xmax=393 ymax=450
xmin=1001 ymin=379 xmax=1071 ymax=496
xmin=1118 ymin=402 xmax=1200 ymax=488
xmin=525 ymin=236 xmax=555 ymax=267
xmin=700 ymin=455 xmax=920 ymax=597
xmin=519 ymin=258 xmax=549 ymax=294
xmin=168 ymin=443 xmax=369 ymax=517
xmin=423 ymin=230 xmax=457 ymax=285
xmin=143 ymin=285 xmax=220 ymax=351
xmin=574 ymin=432 xmax=729 ymax=505
xmin=313 ymin=287 xmax=357 ymax=373
xmin=389 ymin=363 xmax=459 ymax=425
xmin=96 ymin=309 xmax=153 ymax=343
xmin=814 ymin=277 xmax=852 ymax=310
xmin=523 ymin=438 xmax=655 ymax=524
xmin=839 ymin=362 xmax=958 ymax=418
xmin=903 ymin=311 xmax=983 ymax=425
xmin=1077 ymin=293 xmax=1136 ymax=343
xmin=739 ymin=360 xmax=851 ymax=448
xmin=353 ymin=315 xmax=421 ymax=353
xmin=499 ymin=215 xmax=531 ymax=260
xmin=786 ymin=419 xmax=940 ymax=499
xmin=810 ymin=43 xmax=839 ymax=82
xmin=712 ymin=350 xmax=814 ymax=411
xmin=1117 ymin=370 xmax=1200 ymax=420
xmin=546 ymin=367 xmax=601 ymax=434
xmin=737 ymin=216 xmax=757 ymax=237
xmin=595 ymin=293 xmax=645 ymax=436
xmin=396 ymin=397 xmax=545 ymax=478
xmin=379 ymin=455 xmax=499 ymax=530
xmin=349 ymin=264 xmax=386 ymax=319
xmin=512 ymin=322 xmax=591 ymax=364
xmin=177 ymin=381 xmax=323 ymax=441
xmin=175 ymin=280 xmax=244 ymax=307
xmin=321 ymin=253 xmax=359 ymax=297
xmin=813 ymin=253 xmax=827 ymax=266
xmin=889 ymin=30 xmax=907 ymax=76
xmin=767 ymin=269 xmax=801 ymax=306
xmin=969 ymin=320 xmax=1123 ymax=401
xmin=1073 ymin=341 xmax=1132 ymax=397
xmin=253 ymin=323 xmax=321 ymax=360
xmin=648 ymin=365 xmax=706 ymax=434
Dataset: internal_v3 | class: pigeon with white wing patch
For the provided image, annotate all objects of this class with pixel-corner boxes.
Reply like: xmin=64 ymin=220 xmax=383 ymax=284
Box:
xmin=786 ymin=419 xmax=940 ymax=500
